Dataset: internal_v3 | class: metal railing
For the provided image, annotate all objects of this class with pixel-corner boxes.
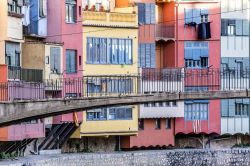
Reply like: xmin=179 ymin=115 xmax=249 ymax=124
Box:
xmin=1 ymin=68 xmax=250 ymax=101
xmin=8 ymin=66 xmax=43 ymax=82
xmin=155 ymin=24 xmax=175 ymax=39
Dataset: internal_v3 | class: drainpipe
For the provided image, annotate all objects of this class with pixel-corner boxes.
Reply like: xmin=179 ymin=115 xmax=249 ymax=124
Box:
xmin=175 ymin=1 xmax=179 ymax=67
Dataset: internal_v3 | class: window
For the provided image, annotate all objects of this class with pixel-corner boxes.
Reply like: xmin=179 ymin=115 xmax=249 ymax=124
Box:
xmin=66 ymin=0 xmax=76 ymax=23
xmin=155 ymin=119 xmax=161 ymax=129
xmin=87 ymin=37 xmax=132 ymax=65
xmin=39 ymin=0 xmax=47 ymax=17
xmin=228 ymin=24 xmax=235 ymax=36
xmin=138 ymin=119 xmax=144 ymax=130
xmin=5 ymin=42 xmax=20 ymax=67
xmin=235 ymin=103 xmax=248 ymax=116
xmin=65 ymin=93 xmax=77 ymax=98
xmin=144 ymin=103 xmax=149 ymax=107
xmin=166 ymin=118 xmax=171 ymax=129
xmin=165 ymin=102 xmax=170 ymax=107
xmin=8 ymin=0 xmax=22 ymax=14
xmin=172 ymin=101 xmax=177 ymax=106
xmin=66 ymin=50 xmax=77 ymax=74
xmin=151 ymin=102 xmax=156 ymax=107
xmin=108 ymin=107 xmax=132 ymax=120
xmin=185 ymin=100 xmax=209 ymax=120
xmin=139 ymin=43 xmax=155 ymax=68
xmin=87 ymin=78 xmax=133 ymax=94
xmin=185 ymin=8 xmax=208 ymax=24
xmin=50 ymin=47 xmax=61 ymax=74
xmin=137 ymin=3 xmax=155 ymax=24
xmin=87 ymin=109 xmax=107 ymax=121
xmin=184 ymin=42 xmax=209 ymax=68
xmin=158 ymin=102 xmax=163 ymax=107
xmin=221 ymin=19 xmax=249 ymax=36
xmin=201 ymin=14 xmax=208 ymax=23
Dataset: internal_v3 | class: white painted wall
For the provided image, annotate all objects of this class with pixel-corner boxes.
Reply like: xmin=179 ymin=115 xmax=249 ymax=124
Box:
xmin=221 ymin=37 xmax=249 ymax=58
xmin=139 ymin=101 xmax=184 ymax=118
xmin=221 ymin=117 xmax=249 ymax=134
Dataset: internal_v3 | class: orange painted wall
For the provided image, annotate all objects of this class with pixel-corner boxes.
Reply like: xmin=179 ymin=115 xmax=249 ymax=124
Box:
xmin=115 ymin=0 xmax=129 ymax=7
xmin=0 ymin=65 xmax=8 ymax=101
xmin=0 ymin=127 xmax=8 ymax=141
xmin=121 ymin=118 xmax=175 ymax=148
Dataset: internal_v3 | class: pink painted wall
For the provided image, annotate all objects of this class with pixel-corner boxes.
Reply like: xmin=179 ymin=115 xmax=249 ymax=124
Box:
xmin=0 ymin=122 xmax=45 ymax=141
xmin=176 ymin=2 xmax=221 ymax=68
xmin=166 ymin=2 xmax=221 ymax=135
xmin=47 ymin=0 xmax=83 ymax=123
xmin=121 ymin=119 xmax=175 ymax=148
xmin=175 ymin=100 xmax=220 ymax=135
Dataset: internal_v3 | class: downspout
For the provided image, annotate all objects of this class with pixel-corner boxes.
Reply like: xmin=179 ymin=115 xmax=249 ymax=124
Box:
xmin=175 ymin=1 xmax=180 ymax=67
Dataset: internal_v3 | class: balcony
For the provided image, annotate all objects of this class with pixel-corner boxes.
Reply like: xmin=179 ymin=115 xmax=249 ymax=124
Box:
xmin=155 ymin=24 xmax=175 ymax=42
xmin=83 ymin=9 xmax=138 ymax=28
xmin=8 ymin=66 xmax=43 ymax=82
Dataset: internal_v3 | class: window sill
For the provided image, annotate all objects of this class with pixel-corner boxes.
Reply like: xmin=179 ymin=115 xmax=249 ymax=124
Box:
xmin=8 ymin=12 xmax=24 ymax=18
xmin=65 ymin=21 xmax=77 ymax=24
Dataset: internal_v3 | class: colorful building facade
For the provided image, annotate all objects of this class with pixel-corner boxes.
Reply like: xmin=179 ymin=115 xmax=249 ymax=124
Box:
xmin=220 ymin=0 xmax=250 ymax=135
xmin=69 ymin=0 xmax=139 ymax=151
xmin=156 ymin=0 xmax=221 ymax=136
xmin=0 ymin=0 xmax=45 ymax=143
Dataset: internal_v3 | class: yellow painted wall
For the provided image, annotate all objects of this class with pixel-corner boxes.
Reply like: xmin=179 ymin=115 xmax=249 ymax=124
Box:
xmin=0 ymin=0 xmax=8 ymax=64
xmin=0 ymin=0 xmax=23 ymax=65
xmin=78 ymin=106 xmax=138 ymax=137
xmin=82 ymin=26 xmax=139 ymax=75
xmin=22 ymin=43 xmax=45 ymax=70
xmin=22 ymin=42 xmax=63 ymax=80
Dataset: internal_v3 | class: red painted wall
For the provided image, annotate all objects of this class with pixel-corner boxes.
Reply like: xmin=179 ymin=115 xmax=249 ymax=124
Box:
xmin=0 ymin=65 xmax=8 ymax=101
xmin=121 ymin=119 xmax=175 ymax=148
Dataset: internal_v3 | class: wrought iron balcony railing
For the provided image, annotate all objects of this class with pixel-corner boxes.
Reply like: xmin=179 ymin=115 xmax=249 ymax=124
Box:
xmin=8 ymin=66 xmax=43 ymax=82
xmin=155 ymin=24 xmax=175 ymax=40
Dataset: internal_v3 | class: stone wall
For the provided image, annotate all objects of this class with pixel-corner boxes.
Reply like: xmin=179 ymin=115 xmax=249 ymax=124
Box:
xmin=62 ymin=136 xmax=117 ymax=153
xmin=1 ymin=149 xmax=250 ymax=166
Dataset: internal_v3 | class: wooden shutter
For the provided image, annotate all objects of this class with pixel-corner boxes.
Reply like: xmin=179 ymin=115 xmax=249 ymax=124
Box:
xmin=137 ymin=3 xmax=145 ymax=24
xmin=221 ymin=99 xmax=229 ymax=117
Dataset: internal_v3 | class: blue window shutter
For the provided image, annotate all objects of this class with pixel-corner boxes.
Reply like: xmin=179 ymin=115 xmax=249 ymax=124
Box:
xmin=141 ymin=44 xmax=146 ymax=68
xmin=150 ymin=43 xmax=156 ymax=68
xmin=150 ymin=3 xmax=156 ymax=24
xmin=138 ymin=43 xmax=141 ymax=67
xmin=236 ymin=20 xmax=243 ymax=36
xmin=243 ymin=20 xmax=249 ymax=36
xmin=185 ymin=49 xmax=193 ymax=59
xmin=193 ymin=9 xmax=201 ymax=24
xmin=192 ymin=48 xmax=201 ymax=60
xmin=228 ymin=99 xmax=235 ymax=117
xmin=50 ymin=48 xmax=55 ymax=70
xmin=54 ymin=47 xmax=61 ymax=73
xmin=145 ymin=44 xmax=151 ymax=68
xmin=107 ymin=39 xmax=111 ymax=64
xmin=137 ymin=3 xmax=145 ymax=24
xmin=70 ymin=50 xmax=76 ymax=73
xmin=200 ymin=9 xmax=208 ymax=15
xmin=145 ymin=4 xmax=151 ymax=24
xmin=66 ymin=51 xmax=70 ymax=73
xmin=185 ymin=9 xmax=192 ymax=24
xmin=200 ymin=48 xmax=209 ymax=57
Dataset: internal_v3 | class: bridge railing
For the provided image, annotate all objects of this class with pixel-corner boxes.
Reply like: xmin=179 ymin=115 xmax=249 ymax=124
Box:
xmin=1 ymin=68 xmax=250 ymax=101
